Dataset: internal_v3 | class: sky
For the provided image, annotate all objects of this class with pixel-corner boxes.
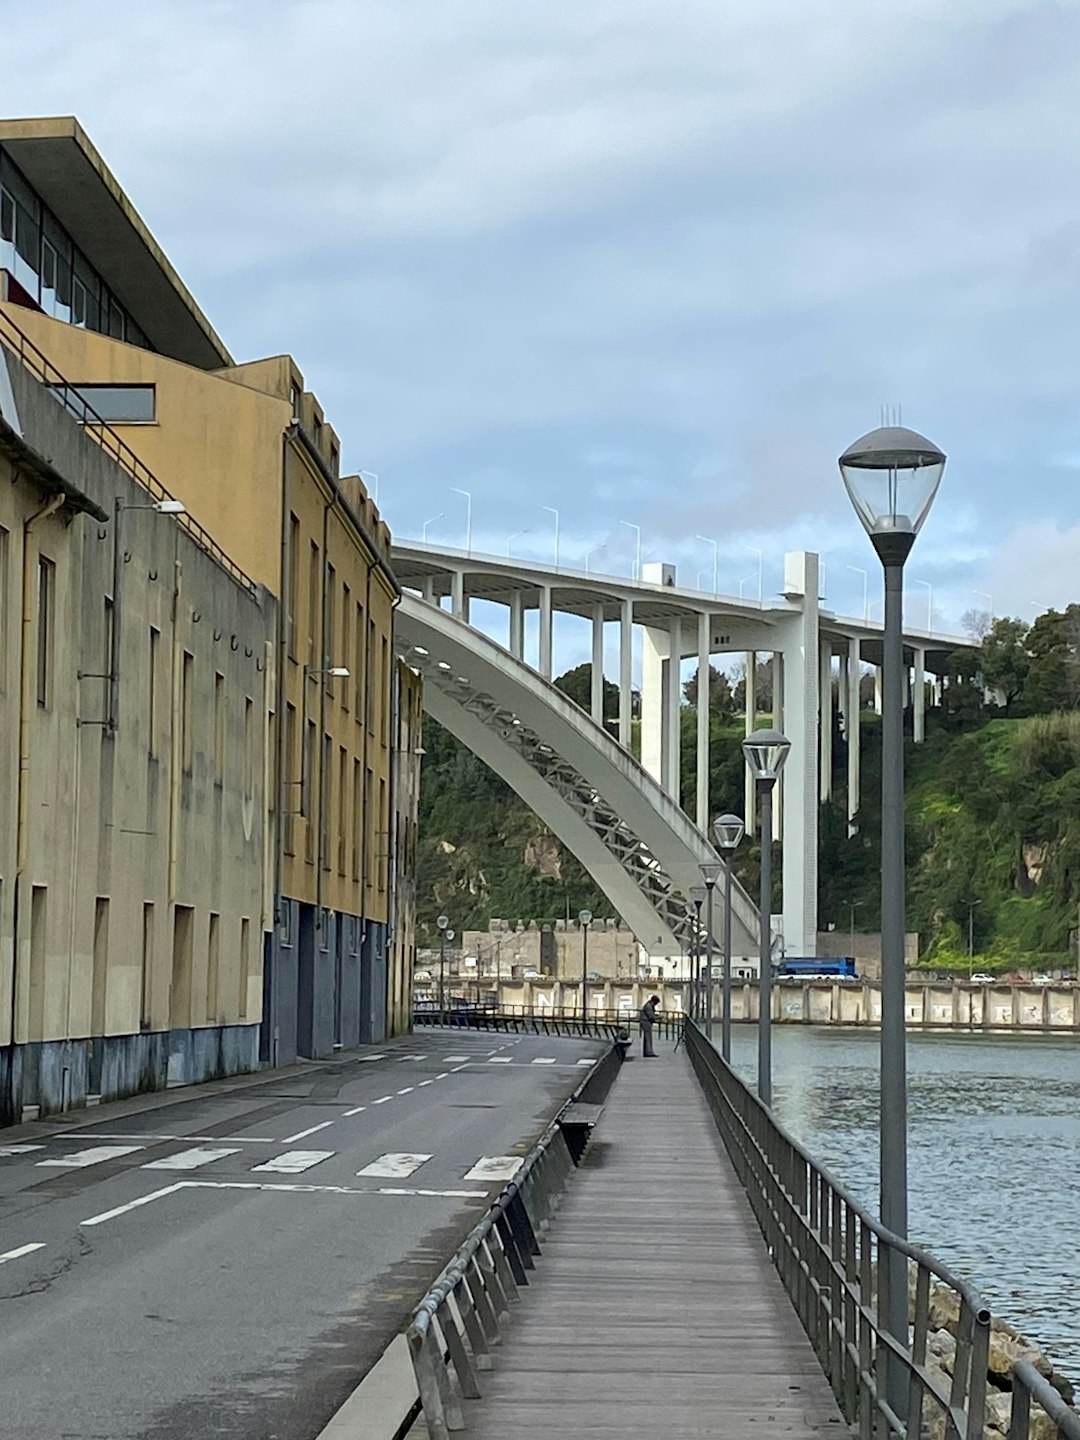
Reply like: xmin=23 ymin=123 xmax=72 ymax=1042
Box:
xmin=4 ymin=0 xmax=1080 ymax=643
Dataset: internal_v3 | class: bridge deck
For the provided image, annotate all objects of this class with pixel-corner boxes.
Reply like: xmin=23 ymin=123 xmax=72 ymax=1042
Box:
xmin=454 ymin=1038 xmax=845 ymax=1438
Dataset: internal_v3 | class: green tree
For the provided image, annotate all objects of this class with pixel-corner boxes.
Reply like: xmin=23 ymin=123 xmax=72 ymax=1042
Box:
xmin=980 ymin=617 xmax=1030 ymax=712
xmin=1025 ymin=606 xmax=1080 ymax=714
xmin=683 ymin=663 xmax=736 ymax=718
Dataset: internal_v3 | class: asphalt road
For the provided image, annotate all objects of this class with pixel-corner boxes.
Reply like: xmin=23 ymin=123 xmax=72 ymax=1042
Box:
xmin=0 ymin=1029 xmax=604 ymax=1440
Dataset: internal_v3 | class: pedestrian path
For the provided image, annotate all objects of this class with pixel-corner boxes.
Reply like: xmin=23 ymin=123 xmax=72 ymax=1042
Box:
xmin=456 ymin=1043 xmax=846 ymax=1439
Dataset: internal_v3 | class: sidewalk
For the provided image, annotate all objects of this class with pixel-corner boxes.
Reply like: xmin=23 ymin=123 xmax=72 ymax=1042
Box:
xmin=457 ymin=1038 xmax=847 ymax=1438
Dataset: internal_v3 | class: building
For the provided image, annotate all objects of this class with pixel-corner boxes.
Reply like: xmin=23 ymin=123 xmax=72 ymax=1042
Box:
xmin=0 ymin=319 xmax=275 ymax=1122
xmin=0 ymin=115 xmax=417 ymax=1079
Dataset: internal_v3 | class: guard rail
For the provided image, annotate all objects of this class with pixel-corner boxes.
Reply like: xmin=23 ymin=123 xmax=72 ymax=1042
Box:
xmin=412 ymin=1003 xmax=682 ymax=1041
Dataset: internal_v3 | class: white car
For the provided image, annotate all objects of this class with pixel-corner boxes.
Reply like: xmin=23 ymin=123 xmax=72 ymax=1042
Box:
xmin=969 ymin=973 xmax=995 ymax=984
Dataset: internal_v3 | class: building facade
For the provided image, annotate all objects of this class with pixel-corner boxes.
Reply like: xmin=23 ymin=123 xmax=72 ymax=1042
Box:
xmin=0 ymin=115 xmax=417 ymax=1084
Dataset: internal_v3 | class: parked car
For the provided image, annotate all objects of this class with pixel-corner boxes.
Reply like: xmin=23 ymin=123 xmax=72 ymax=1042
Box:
xmin=969 ymin=972 xmax=995 ymax=984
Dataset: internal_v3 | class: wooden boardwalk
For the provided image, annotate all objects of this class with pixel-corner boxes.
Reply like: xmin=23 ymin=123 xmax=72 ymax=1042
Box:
xmin=457 ymin=1040 xmax=847 ymax=1438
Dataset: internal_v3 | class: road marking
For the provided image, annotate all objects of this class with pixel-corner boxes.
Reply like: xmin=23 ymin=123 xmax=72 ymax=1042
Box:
xmin=532 ymin=1057 xmax=557 ymax=1065
xmin=282 ymin=1121 xmax=335 ymax=1144
xmin=397 ymin=1087 xmax=414 ymax=1095
xmin=452 ymin=1065 xmax=468 ymax=1072
xmin=399 ymin=1055 xmax=426 ymax=1062
xmin=372 ymin=1095 xmax=393 ymax=1105
xmin=488 ymin=1057 xmax=512 ymax=1064
xmin=435 ymin=1072 xmax=450 ymax=1080
xmin=0 ymin=1144 xmax=44 ymax=1156
xmin=82 ymin=1183 xmax=188 ymax=1226
xmin=62 ymin=1132 xmax=278 ymax=1144
xmin=355 ymin=1053 xmax=387 ymax=1063
xmin=142 ymin=1147 xmax=240 ymax=1171
xmin=0 ymin=1243 xmax=45 ymax=1264
xmin=37 ymin=1144 xmax=144 ymax=1169
xmin=357 ymin=1153 xmax=432 ymax=1179
xmin=376 ymin=1186 xmax=487 ymax=1198
xmin=417 ymin=1079 xmax=434 ymax=1087
xmin=343 ymin=1105 xmax=367 ymax=1117
xmin=251 ymin=1150 xmax=334 ymax=1174
xmin=443 ymin=1055 xmax=469 ymax=1063
xmin=576 ymin=1058 xmax=595 ymax=1066
xmin=464 ymin=1156 xmax=524 ymax=1182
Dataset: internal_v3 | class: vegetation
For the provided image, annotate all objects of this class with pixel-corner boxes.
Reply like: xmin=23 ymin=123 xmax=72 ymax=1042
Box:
xmin=416 ymin=611 xmax=1080 ymax=969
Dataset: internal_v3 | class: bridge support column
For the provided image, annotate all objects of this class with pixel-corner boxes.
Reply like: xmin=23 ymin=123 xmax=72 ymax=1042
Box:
xmin=451 ymin=570 xmax=467 ymax=620
xmin=619 ymin=599 xmax=633 ymax=750
xmin=509 ymin=591 xmax=524 ymax=660
xmin=744 ymin=650 xmax=756 ymax=837
xmin=820 ymin=641 xmax=833 ymax=801
xmin=696 ymin=611 xmax=710 ymax=830
xmin=772 ymin=651 xmax=784 ymax=842
xmin=848 ymin=637 xmax=861 ymax=835
xmin=641 ymin=625 xmax=665 ymax=786
xmin=913 ymin=646 xmax=926 ymax=743
xmin=591 ymin=604 xmax=605 ymax=726
xmin=780 ymin=553 xmax=819 ymax=958
xmin=539 ymin=584 xmax=553 ymax=680
xmin=874 ymin=666 xmax=882 ymax=714
xmin=666 ymin=617 xmax=682 ymax=799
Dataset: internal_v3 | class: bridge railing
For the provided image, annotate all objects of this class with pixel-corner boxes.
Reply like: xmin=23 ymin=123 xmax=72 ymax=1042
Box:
xmin=683 ymin=1021 xmax=1080 ymax=1440
xmin=413 ymin=1002 xmax=683 ymax=1041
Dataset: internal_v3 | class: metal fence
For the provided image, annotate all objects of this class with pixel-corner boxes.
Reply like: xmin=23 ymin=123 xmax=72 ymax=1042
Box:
xmin=405 ymin=1042 xmax=622 ymax=1439
xmin=412 ymin=1003 xmax=683 ymax=1042
xmin=682 ymin=1021 xmax=1080 ymax=1440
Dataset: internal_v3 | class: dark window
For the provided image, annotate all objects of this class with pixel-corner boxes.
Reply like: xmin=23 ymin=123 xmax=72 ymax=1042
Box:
xmin=36 ymin=556 xmax=54 ymax=707
xmin=50 ymin=384 xmax=156 ymax=423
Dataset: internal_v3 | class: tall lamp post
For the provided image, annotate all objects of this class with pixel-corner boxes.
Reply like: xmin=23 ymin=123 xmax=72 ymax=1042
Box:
xmin=741 ymin=729 xmax=791 ymax=1106
xmin=699 ymin=861 xmax=724 ymax=1040
xmin=712 ymin=813 xmax=745 ymax=1060
xmin=840 ymin=423 xmax=945 ymax=1421
xmin=436 ymin=914 xmax=450 ymax=1011
xmin=579 ymin=909 xmax=593 ymax=1022
xmin=689 ymin=887 xmax=706 ymax=1020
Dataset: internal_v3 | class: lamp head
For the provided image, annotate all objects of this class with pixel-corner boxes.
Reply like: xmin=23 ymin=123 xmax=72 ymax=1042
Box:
xmin=327 ymin=666 xmax=350 ymax=678
xmin=742 ymin=728 xmax=791 ymax=783
xmin=699 ymin=860 xmax=724 ymax=886
xmin=436 ymin=914 xmax=449 ymax=930
xmin=154 ymin=499 xmax=186 ymax=515
xmin=712 ymin=813 xmax=746 ymax=850
xmin=689 ymin=885 xmax=706 ymax=907
xmin=839 ymin=425 xmax=945 ymax=559
xmin=578 ymin=909 xmax=593 ymax=926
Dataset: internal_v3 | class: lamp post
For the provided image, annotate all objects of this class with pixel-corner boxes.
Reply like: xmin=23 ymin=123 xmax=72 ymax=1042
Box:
xmin=700 ymin=861 xmax=724 ymax=1039
xmin=436 ymin=914 xmax=450 ymax=1011
xmin=540 ymin=505 xmax=560 ymax=570
xmin=579 ymin=909 xmax=593 ymax=1022
xmin=689 ymin=887 xmax=706 ymax=1019
xmin=422 ymin=513 xmax=444 ymax=544
xmin=619 ymin=520 xmax=642 ymax=581
xmin=840 ymin=422 xmax=945 ymax=1422
xmin=741 ymin=729 xmax=791 ymax=1106
xmin=451 ymin=486 xmax=472 ymax=553
xmin=696 ymin=535 xmax=719 ymax=594
xmin=712 ymin=813 xmax=745 ymax=1060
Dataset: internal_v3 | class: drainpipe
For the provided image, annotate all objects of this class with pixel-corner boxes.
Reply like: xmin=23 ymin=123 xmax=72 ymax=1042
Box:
xmin=316 ymin=485 xmax=335 ymax=929
xmin=12 ymin=492 xmax=65 ymax=1044
xmin=270 ymin=431 xmax=291 ymax=1067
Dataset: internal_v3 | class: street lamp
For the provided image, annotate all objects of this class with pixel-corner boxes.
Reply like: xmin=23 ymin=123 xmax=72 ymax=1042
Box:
xmin=540 ymin=505 xmax=560 ymax=570
xmin=846 ymin=564 xmax=869 ymax=622
xmin=436 ymin=914 xmax=450 ymax=1011
xmin=450 ymin=486 xmax=472 ymax=553
xmin=422 ymin=513 xmax=444 ymax=544
xmin=689 ymin=886 xmax=706 ymax=1019
xmin=841 ymin=421 xmax=945 ymax=1422
xmin=584 ymin=542 xmax=607 ymax=574
xmin=696 ymin=535 xmax=719 ymax=595
xmin=741 ymin=729 xmax=790 ymax=1106
xmin=619 ymin=520 xmax=642 ymax=581
xmin=699 ymin=860 xmax=724 ymax=1039
xmin=506 ymin=529 xmax=528 ymax=558
xmin=579 ymin=909 xmax=593 ymax=1021
xmin=109 ymin=496 xmax=186 ymax=731
xmin=712 ymin=813 xmax=745 ymax=1060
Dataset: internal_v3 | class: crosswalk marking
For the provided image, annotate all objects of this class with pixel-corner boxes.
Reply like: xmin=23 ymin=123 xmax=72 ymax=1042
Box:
xmin=532 ymin=1057 xmax=557 ymax=1065
xmin=488 ymin=1057 xmax=512 ymax=1064
xmin=37 ymin=1144 xmax=144 ymax=1169
xmin=443 ymin=1056 xmax=469 ymax=1063
xmin=142 ymin=1147 xmax=240 ymax=1171
xmin=399 ymin=1055 xmax=427 ymax=1062
xmin=357 ymin=1152 xmax=432 ymax=1179
xmin=0 ymin=1144 xmax=43 ymax=1157
xmin=0 ymin=1243 xmax=46 ymax=1264
xmin=251 ymin=1150 xmax=334 ymax=1174
xmin=464 ymin=1156 xmax=524 ymax=1182
xmin=576 ymin=1058 xmax=595 ymax=1066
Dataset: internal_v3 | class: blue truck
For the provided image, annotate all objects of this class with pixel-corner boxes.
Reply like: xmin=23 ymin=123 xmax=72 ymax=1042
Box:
xmin=774 ymin=957 xmax=858 ymax=980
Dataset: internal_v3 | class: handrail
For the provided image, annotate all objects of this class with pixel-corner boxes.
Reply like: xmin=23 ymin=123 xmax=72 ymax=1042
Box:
xmin=412 ymin=1003 xmax=683 ymax=1041
xmin=1010 ymin=1361 xmax=1080 ymax=1439
xmin=0 ymin=306 xmax=258 ymax=594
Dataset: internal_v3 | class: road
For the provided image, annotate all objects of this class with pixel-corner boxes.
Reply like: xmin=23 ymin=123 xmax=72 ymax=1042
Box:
xmin=0 ymin=1028 xmax=603 ymax=1440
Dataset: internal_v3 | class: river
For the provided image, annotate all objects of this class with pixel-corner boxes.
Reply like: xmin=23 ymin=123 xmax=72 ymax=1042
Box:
xmin=725 ymin=1025 xmax=1080 ymax=1376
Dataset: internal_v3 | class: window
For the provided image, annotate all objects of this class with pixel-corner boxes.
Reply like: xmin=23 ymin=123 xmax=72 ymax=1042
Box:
xmin=148 ymin=627 xmax=161 ymax=756
xmin=321 ymin=732 xmax=332 ymax=870
xmin=36 ymin=556 xmax=54 ymax=708
xmin=171 ymin=905 xmax=194 ymax=1028
xmin=363 ymin=767 xmax=373 ymax=896
xmin=207 ymin=913 xmax=220 ymax=1024
xmin=49 ymin=384 xmax=155 ymax=423
xmin=325 ymin=563 xmax=336 ymax=693
xmin=338 ymin=746 xmax=348 ymax=875
xmin=290 ymin=383 xmax=301 ymax=423
xmin=244 ymin=697 xmax=255 ymax=803
xmin=308 ymin=541 xmax=320 ymax=667
xmin=354 ymin=601 xmax=364 ymax=715
xmin=28 ymin=885 xmax=47 ymax=1038
xmin=313 ymin=416 xmax=323 ymax=448
xmin=213 ymin=672 xmax=225 ymax=781
xmin=341 ymin=585 xmax=351 ymax=712
xmin=283 ymin=702 xmax=297 ymax=856
xmin=239 ymin=917 xmax=251 ymax=1020
xmin=140 ymin=903 xmax=154 ymax=1031
xmin=92 ymin=898 xmax=109 ymax=1037
xmin=380 ymin=637 xmax=389 ymax=745
xmin=286 ymin=513 xmax=300 ymax=661
xmin=378 ymin=777 xmax=387 ymax=892
xmin=352 ymin=759 xmax=362 ymax=881
xmin=103 ymin=597 xmax=113 ymax=721
xmin=304 ymin=719 xmax=316 ymax=861
xmin=366 ymin=618 xmax=376 ymax=732
xmin=330 ymin=442 xmax=339 ymax=474
xmin=181 ymin=651 xmax=194 ymax=771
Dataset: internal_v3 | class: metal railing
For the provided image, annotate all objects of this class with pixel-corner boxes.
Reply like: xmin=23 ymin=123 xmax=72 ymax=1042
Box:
xmin=682 ymin=1021 xmax=1080 ymax=1439
xmin=406 ymin=1042 xmax=622 ymax=1439
xmin=413 ymin=1002 xmax=683 ymax=1041
xmin=0 ymin=306 xmax=257 ymax=594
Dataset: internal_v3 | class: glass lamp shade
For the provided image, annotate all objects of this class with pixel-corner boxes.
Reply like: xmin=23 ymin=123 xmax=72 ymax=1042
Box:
xmin=700 ymin=860 xmax=725 ymax=885
xmin=839 ymin=426 xmax=945 ymax=539
xmin=742 ymin=728 xmax=791 ymax=782
xmin=712 ymin=813 xmax=745 ymax=850
xmin=436 ymin=914 xmax=449 ymax=930
xmin=689 ymin=885 xmax=707 ymax=907
xmin=445 ymin=929 xmax=455 ymax=942
xmin=579 ymin=909 xmax=593 ymax=926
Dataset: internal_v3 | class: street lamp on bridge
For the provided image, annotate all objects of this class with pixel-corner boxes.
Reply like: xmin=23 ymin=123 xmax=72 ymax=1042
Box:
xmin=741 ymin=728 xmax=790 ymax=1107
xmin=712 ymin=813 xmax=745 ymax=1061
xmin=579 ymin=909 xmax=593 ymax=1021
xmin=436 ymin=914 xmax=450 ymax=1011
xmin=688 ymin=886 xmax=706 ymax=1019
xmin=699 ymin=860 xmax=724 ymax=1040
xmin=840 ymin=421 xmax=945 ymax=1423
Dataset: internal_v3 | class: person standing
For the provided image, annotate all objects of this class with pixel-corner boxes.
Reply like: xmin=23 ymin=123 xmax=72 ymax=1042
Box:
xmin=639 ymin=994 xmax=661 ymax=1057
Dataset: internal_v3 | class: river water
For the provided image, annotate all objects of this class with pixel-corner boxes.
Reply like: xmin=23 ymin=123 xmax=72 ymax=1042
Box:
xmin=725 ymin=1025 xmax=1080 ymax=1376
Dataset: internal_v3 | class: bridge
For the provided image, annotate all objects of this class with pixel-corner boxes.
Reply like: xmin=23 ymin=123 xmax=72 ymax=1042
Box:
xmin=392 ymin=541 xmax=968 ymax=957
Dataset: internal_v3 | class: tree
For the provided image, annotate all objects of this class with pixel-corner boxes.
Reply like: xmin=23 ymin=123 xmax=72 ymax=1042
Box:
xmin=682 ymin=663 xmax=735 ymax=718
xmin=961 ymin=608 xmax=992 ymax=642
xmin=731 ymin=657 xmax=774 ymax=714
xmin=554 ymin=663 xmax=623 ymax=737
xmin=980 ymin=617 xmax=1030 ymax=712
xmin=1025 ymin=606 xmax=1080 ymax=714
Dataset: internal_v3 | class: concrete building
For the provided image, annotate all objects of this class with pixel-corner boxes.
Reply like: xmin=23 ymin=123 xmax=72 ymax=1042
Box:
xmin=0 ymin=320 xmax=275 ymax=1122
xmin=0 ymin=116 xmax=417 ymax=1073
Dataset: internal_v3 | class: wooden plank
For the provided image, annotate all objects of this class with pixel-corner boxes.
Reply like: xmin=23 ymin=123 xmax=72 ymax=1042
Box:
xmin=462 ymin=1049 xmax=846 ymax=1438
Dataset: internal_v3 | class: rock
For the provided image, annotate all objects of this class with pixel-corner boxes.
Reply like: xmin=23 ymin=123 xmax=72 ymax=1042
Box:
xmin=928 ymin=1327 xmax=957 ymax=1376
xmin=988 ymin=1329 xmax=1053 ymax=1384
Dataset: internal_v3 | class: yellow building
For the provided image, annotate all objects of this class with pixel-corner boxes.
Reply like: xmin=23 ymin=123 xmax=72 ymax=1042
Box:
xmin=0 ymin=116 xmax=417 ymax=1079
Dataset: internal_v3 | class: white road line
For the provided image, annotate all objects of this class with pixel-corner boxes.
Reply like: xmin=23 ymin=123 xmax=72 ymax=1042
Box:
xmin=372 ymin=1095 xmax=393 ymax=1105
xmin=397 ymin=1087 xmax=414 ymax=1095
xmin=82 ymin=1183 xmax=188 ymax=1226
xmin=532 ymin=1057 xmax=557 ymax=1065
xmin=435 ymin=1072 xmax=450 ymax=1080
xmin=576 ymin=1058 xmax=595 ymax=1066
xmin=417 ymin=1079 xmax=434 ymax=1087
xmin=488 ymin=1057 xmax=512 ymax=1064
xmin=142 ymin=1147 xmax=240 ymax=1171
xmin=376 ymin=1186 xmax=488 ymax=1198
xmin=282 ymin=1121 xmax=335 ymax=1144
xmin=37 ymin=1144 xmax=144 ymax=1169
xmin=452 ymin=1065 xmax=468 ymax=1073
xmin=343 ymin=1105 xmax=367 ymax=1117
xmin=0 ymin=1243 xmax=45 ymax=1264
xmin=0 ymin=1144 xmax=43 ymax=1156
xmin=443 ymin=1056 xmax=469 ymax=1063
xmin=62 ymin=1132 xmax=277 ymax=1144
xmin=251 ymin=1150 xmax=334 ymax=1174
xmin=464 ymin=1156 xmax=524 ymax=1182
xmin=357 ymin=1153 xmax=432 ymax=1179
xmin=399 ymin=1055 xmax=427 ymax=1062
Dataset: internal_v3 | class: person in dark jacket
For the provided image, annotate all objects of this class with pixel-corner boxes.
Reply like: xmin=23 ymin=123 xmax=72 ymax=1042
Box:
xmin=640 ymin=994 xmax=661 ymax=1057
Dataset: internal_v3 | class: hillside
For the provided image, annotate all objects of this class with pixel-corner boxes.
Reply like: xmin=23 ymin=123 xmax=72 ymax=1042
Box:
xmin=416 ymin=613 xmax=1080 ymax=970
